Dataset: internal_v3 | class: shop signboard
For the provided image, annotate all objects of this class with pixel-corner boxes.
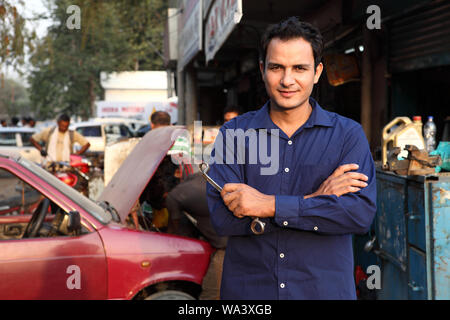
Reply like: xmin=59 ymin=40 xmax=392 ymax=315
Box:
xmin=205 ymin=0 xmax=242 ymax=63
xmin=203 ymin=0 xmax=214 ymax=19
xmin=178 ymin=0 xmax=202 ymax=71
xmin=96 ymin=97 xmax=178 ymax=124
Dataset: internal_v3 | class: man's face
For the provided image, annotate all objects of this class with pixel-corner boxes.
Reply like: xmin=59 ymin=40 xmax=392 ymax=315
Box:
xmin=224 ymin=111 xmax=239 ymax=123
xmin=260 ymin=37 xmax=323 ymax=111
xmin=57 ymin=120 xmax=70 ymax=133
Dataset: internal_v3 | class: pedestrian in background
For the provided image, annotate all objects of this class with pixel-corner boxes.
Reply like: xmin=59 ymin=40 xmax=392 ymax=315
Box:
xmin=28 ymin=117 xmax=36 ymax=128
xmin=150 ymin=111 xmax=171 ymax=129
xmin=10 ymin=116 xmax=19 ymax=127
xmin=20 ymin=116 xmax=28 ymax=127
xmin=30 ymin=113 xmax=90 ymax=162
xmin=223 ymin=106 xmax=241 ymax=123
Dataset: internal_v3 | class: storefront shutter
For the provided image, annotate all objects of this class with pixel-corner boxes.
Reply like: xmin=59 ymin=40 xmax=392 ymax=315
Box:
xmin=389 ymin=1 xmax=450 ymax=73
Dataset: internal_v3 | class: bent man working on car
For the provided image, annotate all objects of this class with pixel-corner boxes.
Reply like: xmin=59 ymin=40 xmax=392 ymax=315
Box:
xmin=206 ymin=17 xmax=376 ymax=299
xmin=30 ymin=113 xmax=90 ymax=162
xmin=166 ymin=172 xmax=228 ymax=300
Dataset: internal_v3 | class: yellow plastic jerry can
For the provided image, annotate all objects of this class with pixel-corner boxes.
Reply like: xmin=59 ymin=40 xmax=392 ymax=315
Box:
xmin=382 ymin=116 xmax=425 ymax=166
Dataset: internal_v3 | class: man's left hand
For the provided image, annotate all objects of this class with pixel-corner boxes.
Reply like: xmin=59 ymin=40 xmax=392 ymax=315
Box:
xmin=75 ymin=142 xmax=91 ymax=156
xmin=221 ymin=183 xmax=275 ymax=219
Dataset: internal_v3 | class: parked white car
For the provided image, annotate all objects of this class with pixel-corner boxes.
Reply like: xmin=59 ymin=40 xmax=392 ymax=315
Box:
xmin=89 ymin=117 xmax=147 ymax=136
xmin=0 ymin=127 xmax=42 ymax=163
xmin=70 ymin=121 xmax=135 ymax=153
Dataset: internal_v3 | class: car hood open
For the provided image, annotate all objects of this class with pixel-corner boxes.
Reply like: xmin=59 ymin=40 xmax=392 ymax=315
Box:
xmin=98 ymin=126 xmax=186 ymax=223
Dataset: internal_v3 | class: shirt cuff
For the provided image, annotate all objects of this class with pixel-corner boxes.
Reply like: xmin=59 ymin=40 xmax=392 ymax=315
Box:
xmin=274 ymin=195 xmax=300 ymax=227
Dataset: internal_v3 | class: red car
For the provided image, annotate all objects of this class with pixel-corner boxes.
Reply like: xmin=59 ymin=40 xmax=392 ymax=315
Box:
xmin=0 ymin=126 xmax=212 ymax=300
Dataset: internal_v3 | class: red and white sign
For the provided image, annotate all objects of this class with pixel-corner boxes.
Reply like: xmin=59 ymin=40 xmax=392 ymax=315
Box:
xmin=96 ymin=97 xmax=178 ymax=124
xmin=205 ymin=0 xmax=242 ymax=63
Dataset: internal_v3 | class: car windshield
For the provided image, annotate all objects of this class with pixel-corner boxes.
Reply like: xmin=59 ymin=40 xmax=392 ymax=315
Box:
xmin=76 ymin=126 xmax=102 ymax=137
xmin=18 ymin=157 xmax=112 ymax=224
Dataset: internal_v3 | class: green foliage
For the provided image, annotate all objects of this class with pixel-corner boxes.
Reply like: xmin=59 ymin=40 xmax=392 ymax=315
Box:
xmin=114 ymin=0 xmax=168 ymax=70
xmin=0 ymin=77 xmax=30 ymax=117
xmin=0 ymin=0 xmax=28 ymax=73
xmin=28 ymin=0 xmax=168 ymax=119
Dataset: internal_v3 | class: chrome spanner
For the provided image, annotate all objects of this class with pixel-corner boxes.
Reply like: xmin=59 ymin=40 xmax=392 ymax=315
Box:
xmin=199 ymin=162 xmax=265 ymax=235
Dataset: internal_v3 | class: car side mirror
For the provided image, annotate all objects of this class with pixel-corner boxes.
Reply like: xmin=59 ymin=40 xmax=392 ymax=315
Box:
xmin=67 ymin=211 xmax=81 ymax=235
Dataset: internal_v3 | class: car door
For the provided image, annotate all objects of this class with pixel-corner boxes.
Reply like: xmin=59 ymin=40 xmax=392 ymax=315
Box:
xmin=104 ymin=124 xmax=123 ymax=145
xmin=0 ymin=166 xmax=108 ymax=299
xmin=119 ymin=124 xmax=133 ymax=138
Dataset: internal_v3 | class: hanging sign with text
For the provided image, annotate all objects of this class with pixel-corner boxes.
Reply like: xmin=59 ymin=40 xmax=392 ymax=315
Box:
xmin=178 ymin=0 xmax=203 ymax=71
xmin=205 ymin=0 xmax=243 ymax=63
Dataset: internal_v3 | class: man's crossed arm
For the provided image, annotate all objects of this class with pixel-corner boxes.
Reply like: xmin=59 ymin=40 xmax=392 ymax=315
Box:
xmin=221 ymin=163 xmax=368 ymax=219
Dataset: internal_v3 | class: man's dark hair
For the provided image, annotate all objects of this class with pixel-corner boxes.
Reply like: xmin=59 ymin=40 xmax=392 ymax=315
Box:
xmin=11 ymin=116 xmax=19 ymax=126
xmin=151 ymin=111 xmax=171 ymax=126
xmin=223 ymin=105 xmax=241 ymax=116
xmin=57 ymin=113 xmax=70 ymax=122
xmin=259 ymin=16 xmax=323 ymax=69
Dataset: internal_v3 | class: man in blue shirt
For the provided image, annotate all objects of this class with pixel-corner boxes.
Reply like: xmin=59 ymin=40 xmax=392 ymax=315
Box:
xmin=206 ymin=17 xmax=377 ymax=299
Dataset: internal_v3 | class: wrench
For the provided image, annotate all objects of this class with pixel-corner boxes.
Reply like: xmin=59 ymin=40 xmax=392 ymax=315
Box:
xmin=199 ymin=162 xmax=265 ymax=235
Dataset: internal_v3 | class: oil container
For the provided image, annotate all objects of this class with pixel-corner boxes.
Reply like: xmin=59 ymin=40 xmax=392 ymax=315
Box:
xmin=382 ymin=117 xmax=425 ymax=166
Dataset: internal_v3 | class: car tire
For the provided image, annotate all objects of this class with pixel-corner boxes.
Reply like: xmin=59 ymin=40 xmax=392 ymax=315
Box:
xmin=144 ymin=290 xmax=195 ymax=300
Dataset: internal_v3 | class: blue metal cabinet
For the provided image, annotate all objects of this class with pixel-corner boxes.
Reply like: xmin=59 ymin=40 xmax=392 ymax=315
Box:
xmin=408 ymin=247 xmax=427 ymax=299
xmin=374 ymin=169 xmax=450 ymax=300
xmin=407 ymin=182 xmax=426 ymax=251
xmin=425 ymin=179 xmax=450 ymax=299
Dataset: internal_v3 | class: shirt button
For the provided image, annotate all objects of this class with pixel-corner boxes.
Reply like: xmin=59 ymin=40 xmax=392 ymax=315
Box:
xmin=314 ymin=226 xmax=318 ymax=231
xmin=288 ymin=140 xmax=293 ymax=145
xmin=283 ymin=221 xmax=288 ymax=226
xmin=280 ymin=283 xmax=286 ymax=289
xmin=280 ymin=253 xmax=285 ymax=259
xmin=284 ymin=168 xmax=290 ymax=173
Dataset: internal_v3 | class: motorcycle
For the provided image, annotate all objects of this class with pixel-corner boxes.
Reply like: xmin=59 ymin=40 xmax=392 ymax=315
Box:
xmin=44 ymin=154 xmax=91 ymax=197
xmin=0 ymin=155 xmax=93 ymax=217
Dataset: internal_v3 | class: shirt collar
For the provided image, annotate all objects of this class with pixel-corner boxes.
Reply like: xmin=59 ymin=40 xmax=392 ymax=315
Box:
xmin=248 ymin=97 xmax=334 ymax=130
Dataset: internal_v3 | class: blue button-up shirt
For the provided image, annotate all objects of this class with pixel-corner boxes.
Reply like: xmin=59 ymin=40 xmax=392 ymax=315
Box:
xmin=206 ymin=98 xmax=377 ymax=300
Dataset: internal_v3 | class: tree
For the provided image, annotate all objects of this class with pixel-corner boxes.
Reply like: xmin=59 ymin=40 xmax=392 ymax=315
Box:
xmin=114 ymin=0 xmax=168 ymax=70
xmin=0 ymin=0 xmax=28 ymax=74
xmin=0 ymin=77 xmax=30 ymax=117
xmin=28 ymin=0 xmax=168 ymax=119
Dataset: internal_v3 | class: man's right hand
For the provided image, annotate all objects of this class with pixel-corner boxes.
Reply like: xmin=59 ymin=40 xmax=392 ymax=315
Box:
xmin=40 ymin=149 xmax=48 ymax=157
xmin=304 ymin=164 xmax=368 ymax=199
